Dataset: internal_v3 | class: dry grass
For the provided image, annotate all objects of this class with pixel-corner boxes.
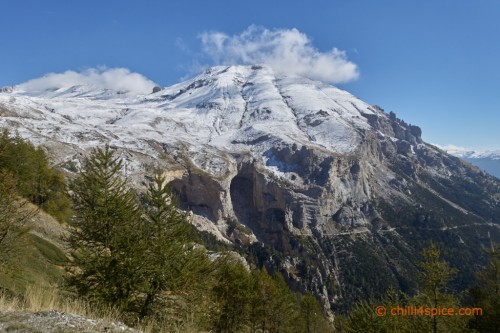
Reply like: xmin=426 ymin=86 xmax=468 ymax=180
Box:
xmin=0 ymin=286 xmax=120 ymax=323
xmin=137 ymin=313 xmax=203 ymax=333
xmin=0 ymin=287 xmax=207 ymax=333
xmin=0 ymin=290 xmax=23 ymax=312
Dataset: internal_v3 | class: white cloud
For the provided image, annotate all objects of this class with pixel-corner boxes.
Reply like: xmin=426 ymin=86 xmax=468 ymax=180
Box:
xmin=436 ymin=144 xmax=471 ymax=152
xmin=18 ymin=67 xmax=157 ymax=95
xmin=199 ymin=26 xmax=359 ymax=84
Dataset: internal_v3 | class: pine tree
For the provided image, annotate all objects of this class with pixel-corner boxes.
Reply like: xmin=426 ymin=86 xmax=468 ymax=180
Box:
xmin=210 ymin=258 xmax=253 ymax=333
xmin=135 ymin=172 xmax=212 ymax=321
xmin=269 ymin=272 xmax=301 ymax=333
xmin=0 ymin=129 xmax=71 ymax=222
xmin=336 ymin=298 xmax=390 ymax=333
xmin=247 ymin=267 xmax=299 ymax=333
xmin=253 ymin=267 xmax=276 ymax=332
xmin=67 ymin=145 xmax=142 ymax=309
xmin=68 ymin=156 xmax=213 ymax=327
xmin=299 ymin=292 xmax=333 ymax=333
xmin=469 ymin=243 xmax=500 ymax=332
xmin=409 ymin=243 xmax=468 ymax=333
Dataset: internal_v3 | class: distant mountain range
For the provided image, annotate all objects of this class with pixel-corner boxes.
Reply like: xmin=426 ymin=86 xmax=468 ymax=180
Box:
xmin=439 ymin=145 xmax=500 ymax=179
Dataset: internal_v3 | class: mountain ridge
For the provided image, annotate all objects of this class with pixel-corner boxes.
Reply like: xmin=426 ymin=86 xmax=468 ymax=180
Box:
xmin=438 ymin=145 xmax=500 ymax=178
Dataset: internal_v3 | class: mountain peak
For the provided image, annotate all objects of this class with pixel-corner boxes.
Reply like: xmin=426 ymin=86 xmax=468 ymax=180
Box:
xmin=146 ymin=64 xmax=375 ymax=154
xmin=0 ymin=65 xmax=382 ymax=159
xmin=12 ymin=84 xmax=138 ymax=100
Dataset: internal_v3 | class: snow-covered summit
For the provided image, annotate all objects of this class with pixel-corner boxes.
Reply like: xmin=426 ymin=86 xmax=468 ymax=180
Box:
xmin=12 ymin=84 xmax=141 ymax=100
xmin=436 ymin=144 xmax=500 ymax=178
xmin=437 ymin=144 xmax=500 ymax=160
xmin=1 ymin=65 xmax=380 ymax=165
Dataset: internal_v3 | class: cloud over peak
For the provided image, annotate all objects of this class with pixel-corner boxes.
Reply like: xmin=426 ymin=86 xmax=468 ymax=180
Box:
xmin=199 ymin=26 xmax=359 ymax=84
xmin=18 ymin=68 xmax=157 ymax=95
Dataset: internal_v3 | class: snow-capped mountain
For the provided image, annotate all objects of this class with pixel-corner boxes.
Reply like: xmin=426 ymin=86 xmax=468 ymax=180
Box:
xmin=438 ymin=145 xmax=500 ymax=178
xmin=2 ymin=65 xmax=372 ymax=159
xmin=1 ymin=65 xmax=499 ymax=309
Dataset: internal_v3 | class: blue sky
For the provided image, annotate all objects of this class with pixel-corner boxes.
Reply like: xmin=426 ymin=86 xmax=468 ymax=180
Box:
xmin=1 ymin=0 xmax=499 ymax=150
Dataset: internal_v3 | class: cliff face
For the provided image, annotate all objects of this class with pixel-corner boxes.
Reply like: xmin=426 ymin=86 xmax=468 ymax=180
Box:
xmin=1 ymin=65 xmax=500 ymax=310
xmin=166 ymin=105 xmax=500 ymax=309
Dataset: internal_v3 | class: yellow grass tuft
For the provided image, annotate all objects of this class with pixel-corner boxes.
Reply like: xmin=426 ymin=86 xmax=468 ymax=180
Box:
xmin=0 ymin=285 xmax=120 ymax=323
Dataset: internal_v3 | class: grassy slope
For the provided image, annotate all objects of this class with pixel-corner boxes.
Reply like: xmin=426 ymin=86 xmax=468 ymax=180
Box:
xmin=0 ymin=204 xmax=68 ymax=294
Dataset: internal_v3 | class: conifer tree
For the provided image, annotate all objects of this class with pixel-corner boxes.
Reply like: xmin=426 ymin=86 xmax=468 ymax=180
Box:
xmin=389 ymin=243 xmax=469 ymax=333
xmin=469 ymin=243 xmax=500 ymax=332
xmin=0 ymin=129 xmax=71 ymax=222
xmin=68 ymin=154 xmax=213 ymax=327
xmin=414 ymin=242 xmax=460 ymax=333
xmin=299 ymin=292 xmax=333 ymax=333
xmin=135 ymin=172 xmax=212 ymax=320
xmin=336 ymin=298 xmax=388 ymax=333
xmin=67 ymin=145 xmax=142 ymax=308
xmin=253 ymin=267 xmax=276 ymax=332
xmin=269 ymin=272 xmax=301 ymax=333
xmin=247 ymin=267 xmax=297 ymax=333
xmin=210 ymin=259 xmax=253 ymax=333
